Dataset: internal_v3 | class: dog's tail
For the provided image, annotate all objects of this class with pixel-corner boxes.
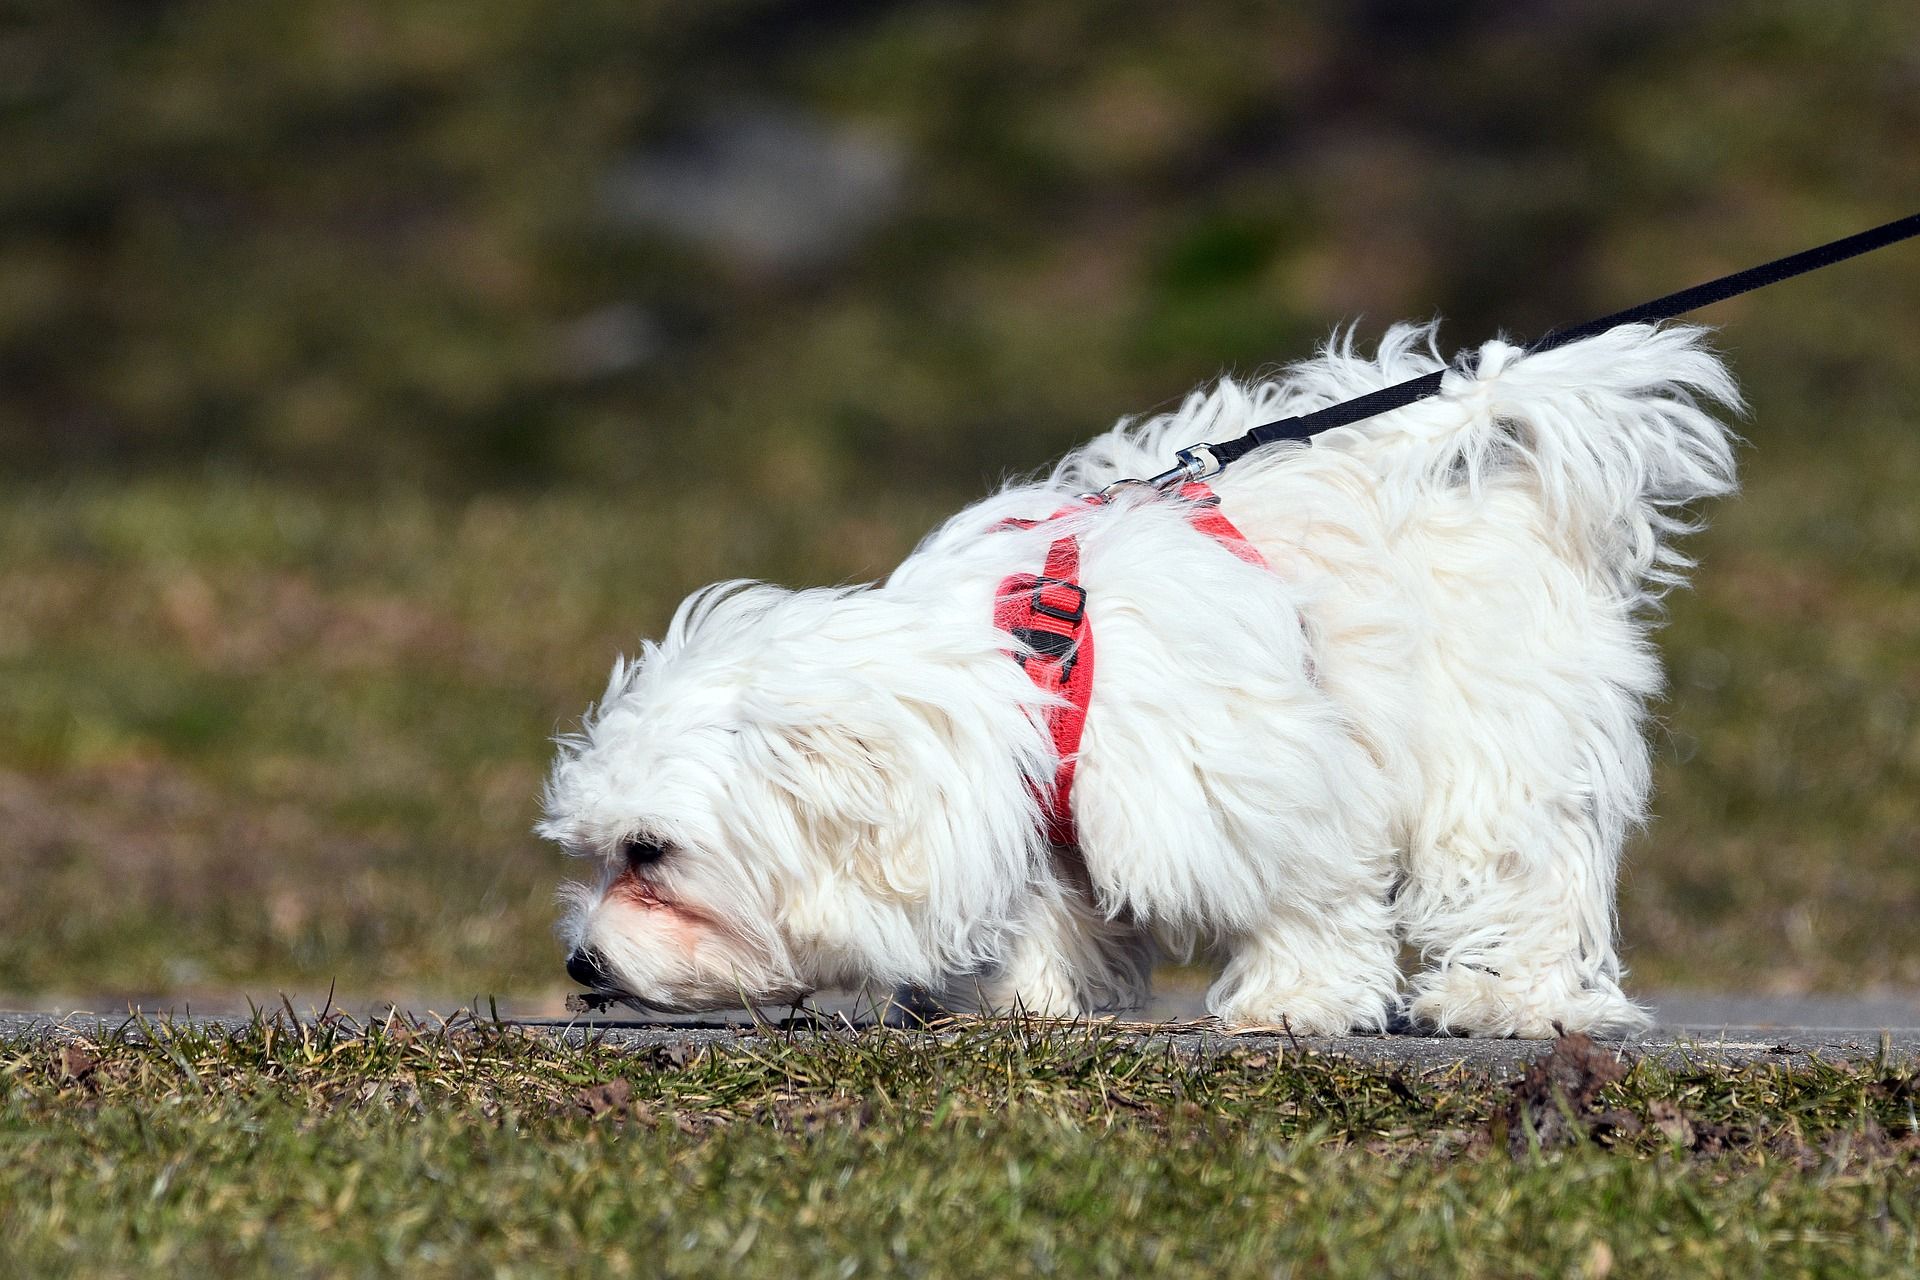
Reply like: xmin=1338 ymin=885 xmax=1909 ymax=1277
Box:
xmin=1360 ymin=322 xmax=1741 ymax=600
xmin=1066 ymin=321 xmax=1741 ymax=602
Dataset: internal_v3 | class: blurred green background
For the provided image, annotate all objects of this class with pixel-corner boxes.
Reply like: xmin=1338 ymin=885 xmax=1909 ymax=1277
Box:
xmin=2 ymin=0 xmax=1915 ymax=1007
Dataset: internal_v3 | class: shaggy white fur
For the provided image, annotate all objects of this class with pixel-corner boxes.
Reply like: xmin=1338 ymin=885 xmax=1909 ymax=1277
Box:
xmin=539 ymin=322 xmax=1739 ymax=1036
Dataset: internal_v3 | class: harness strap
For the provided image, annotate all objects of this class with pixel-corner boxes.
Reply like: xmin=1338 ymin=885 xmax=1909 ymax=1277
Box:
xmin=1173 ymin=482 xmax=1270 ymax=567
xmin=992 ymin=510 xmax=1091 ymax=847
xmin=995 ymin=482 xmax=1267 ymax=848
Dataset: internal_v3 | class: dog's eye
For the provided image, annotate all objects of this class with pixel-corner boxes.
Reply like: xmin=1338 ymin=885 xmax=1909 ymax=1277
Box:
xmin=621 ymin=837 xmax=668 ymax=868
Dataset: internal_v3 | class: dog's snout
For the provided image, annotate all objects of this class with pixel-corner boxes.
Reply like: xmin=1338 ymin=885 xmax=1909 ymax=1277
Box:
xmin=566 ymin=946 xmax=613 ymax=989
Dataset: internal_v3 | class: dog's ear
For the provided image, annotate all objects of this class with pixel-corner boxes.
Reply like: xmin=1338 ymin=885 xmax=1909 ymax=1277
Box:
xmin=757 ymin=714 xmax=932 ymax=902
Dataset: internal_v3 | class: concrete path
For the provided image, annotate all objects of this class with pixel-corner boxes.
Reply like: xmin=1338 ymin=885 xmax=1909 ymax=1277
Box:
xmin=6 ymin=992 xmax=1919 ymax=1070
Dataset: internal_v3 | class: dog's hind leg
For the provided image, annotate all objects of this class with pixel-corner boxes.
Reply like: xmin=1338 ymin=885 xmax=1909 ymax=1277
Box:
xmin=1398 ymin=796 xmax=1653 ymax=1038
xmin=1394 ymin=591 xmax=1657 ymax=1038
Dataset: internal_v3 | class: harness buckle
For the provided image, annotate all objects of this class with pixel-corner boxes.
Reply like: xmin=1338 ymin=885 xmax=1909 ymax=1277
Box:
xmin=1011 ymin=626 xmax=1078 ymax=679
xmin=1030 ymin=577 xmax=1086 ymax=624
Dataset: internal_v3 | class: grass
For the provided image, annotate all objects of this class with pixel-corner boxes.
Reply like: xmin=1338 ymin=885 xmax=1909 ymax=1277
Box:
xmin=3 ymin=1015 xmax=1918 ymax=1276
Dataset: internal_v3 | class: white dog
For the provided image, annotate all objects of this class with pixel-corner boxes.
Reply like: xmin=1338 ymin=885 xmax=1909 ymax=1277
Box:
xmin=540 ymin=322 xmax=1738 ymax=1037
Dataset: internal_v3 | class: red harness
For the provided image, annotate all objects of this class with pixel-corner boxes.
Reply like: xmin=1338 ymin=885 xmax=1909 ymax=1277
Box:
xmin=994 ymin=482 xmax=1270 ymax=847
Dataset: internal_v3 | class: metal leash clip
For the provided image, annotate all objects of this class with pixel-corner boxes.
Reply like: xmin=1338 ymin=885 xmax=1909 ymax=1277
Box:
xmin=1089 ymin=442 xmax=1223 ymax=501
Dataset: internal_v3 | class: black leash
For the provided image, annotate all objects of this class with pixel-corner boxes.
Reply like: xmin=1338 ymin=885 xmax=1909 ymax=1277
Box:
xmin=1131 ymin=211 xmax=1920 ymax=490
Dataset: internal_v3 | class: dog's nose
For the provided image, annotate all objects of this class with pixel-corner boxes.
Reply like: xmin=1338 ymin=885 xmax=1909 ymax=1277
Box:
xmin=566 ymin=946 xmax=613 ymax=989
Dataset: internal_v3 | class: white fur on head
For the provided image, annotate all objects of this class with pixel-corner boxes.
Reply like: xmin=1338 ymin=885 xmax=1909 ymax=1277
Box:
xmin=539 ymin=580 xmax=1054 ymax=1010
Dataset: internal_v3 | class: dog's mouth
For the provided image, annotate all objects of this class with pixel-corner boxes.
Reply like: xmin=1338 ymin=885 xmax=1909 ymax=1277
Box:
xmin=566 ymin=987 xmax=810 ymax=1018
xmin=610 ymin=868 xmax=721 ymax=930
xmin=567 ymin=961 xmax=814 ymax=1018
xmin=570 ymin=871 xmax=795 ymax=1013
xmin=564 ymin=962 xmax=687 ymax=1015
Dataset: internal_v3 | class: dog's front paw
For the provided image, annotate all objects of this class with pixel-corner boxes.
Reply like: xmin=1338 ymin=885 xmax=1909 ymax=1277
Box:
xmin=1405 ymin=962 xmax=1651 ymax=1038
xmin=940 ymin=970 xmax=1091 ymax=1020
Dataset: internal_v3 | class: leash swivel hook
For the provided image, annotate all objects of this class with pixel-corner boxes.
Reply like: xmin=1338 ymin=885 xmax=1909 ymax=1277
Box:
xmin=1092 ymin=441 xmax=1228 ymax=501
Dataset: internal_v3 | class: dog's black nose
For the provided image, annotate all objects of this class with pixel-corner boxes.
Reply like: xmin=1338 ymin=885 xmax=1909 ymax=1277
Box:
xmin=566 ymin=946 xmax=612 ymax=988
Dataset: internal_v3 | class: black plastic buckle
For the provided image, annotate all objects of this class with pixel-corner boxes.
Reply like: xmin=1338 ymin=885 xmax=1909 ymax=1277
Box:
xmin=1011 ymin=626 xmax=1078 ymax=678
xmin=1030 ymin=577 xmax=1086 ymax=624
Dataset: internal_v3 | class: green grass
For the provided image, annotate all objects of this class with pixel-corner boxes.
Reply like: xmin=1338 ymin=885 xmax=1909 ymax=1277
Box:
xmin=4 ymin=1017 xmax=1918 ymax=1276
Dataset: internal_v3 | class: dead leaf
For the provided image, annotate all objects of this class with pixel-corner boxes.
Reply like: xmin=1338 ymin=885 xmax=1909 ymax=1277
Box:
xmin=59 ymin=1045 xmax=98 ymax=1083
xmin=1498 ymin=1032 xmax=1633 ymax=1154
xmin=573 ymin=1077 xmax=633 ymax=1119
